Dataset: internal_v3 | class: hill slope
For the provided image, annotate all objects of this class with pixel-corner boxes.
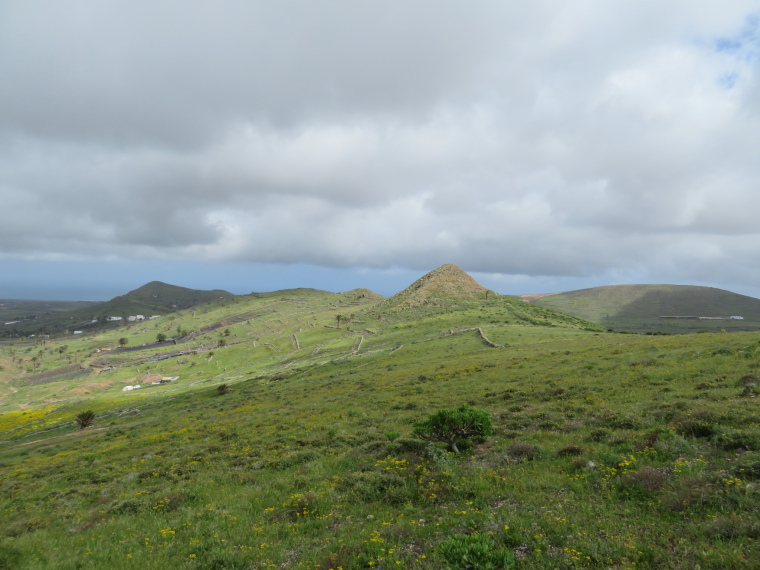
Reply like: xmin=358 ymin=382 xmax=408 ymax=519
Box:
xmin=520 ymin=284 xmax=760 ymax=333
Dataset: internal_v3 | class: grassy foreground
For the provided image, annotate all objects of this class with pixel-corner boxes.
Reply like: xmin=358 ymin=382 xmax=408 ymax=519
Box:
xmin=0 ymin=292 xmax=759 ymax=568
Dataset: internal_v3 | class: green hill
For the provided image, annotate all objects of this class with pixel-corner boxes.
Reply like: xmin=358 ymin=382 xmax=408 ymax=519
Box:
xmin=520 ymin=284 xmax=760 ymax=333
xmin=369 ymin=264 xmax=605 ymax=331
xmin=0 ymin=282 xmax=233 ymax=337
xmin=0 ymin=269 xmax=758 ymax=568
xmin=99 ymin=281 xmax=233 ymax=316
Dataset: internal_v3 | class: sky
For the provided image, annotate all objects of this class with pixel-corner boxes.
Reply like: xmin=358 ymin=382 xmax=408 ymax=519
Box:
xmin=1 ymin=1 xmax=759 ymax=301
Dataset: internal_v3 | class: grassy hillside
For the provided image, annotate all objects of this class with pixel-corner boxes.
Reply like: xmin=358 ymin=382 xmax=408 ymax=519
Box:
xmin=521 ymin=284 xmax=760 ymax=333
xmin=0 ymin=268 xmax=758 ymax=568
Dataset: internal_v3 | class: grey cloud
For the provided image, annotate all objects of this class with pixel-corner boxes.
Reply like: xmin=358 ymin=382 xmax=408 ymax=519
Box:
xmin=2 ymin=1 xmax=760 ymax=293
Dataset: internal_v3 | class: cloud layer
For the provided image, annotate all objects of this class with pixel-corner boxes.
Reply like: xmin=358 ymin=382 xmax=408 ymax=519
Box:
xmin=2 ymin=1 xmax=759 ymax=293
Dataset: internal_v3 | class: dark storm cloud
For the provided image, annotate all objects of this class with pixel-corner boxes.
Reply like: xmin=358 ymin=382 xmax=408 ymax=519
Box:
xmin=1 ymin=0 xmax=760 ymax=293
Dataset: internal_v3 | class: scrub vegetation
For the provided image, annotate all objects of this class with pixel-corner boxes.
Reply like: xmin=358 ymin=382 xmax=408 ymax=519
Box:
xmin=0 ymin=266 xmax=758 ymax=568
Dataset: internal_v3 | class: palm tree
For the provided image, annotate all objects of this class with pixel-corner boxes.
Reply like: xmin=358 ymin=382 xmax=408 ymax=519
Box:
xmin=75 ymin=410 xmax=96 ymax=429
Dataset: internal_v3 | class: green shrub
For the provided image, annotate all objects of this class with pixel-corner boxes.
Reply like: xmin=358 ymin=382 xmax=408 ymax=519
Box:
xmin=337 ymin=471 xmax=413 ymax=504
xmin=384 ymin=430 xmax=400 ymax=442
xmin=392 ymin=438 xmax=449 ymax=463
xmin=438 ymin=534 xmax=515 ymax=569
xmin=413 ymin=405 xmax=492 ymax=453
xmin=732 ymin=455 xmax=760 ymax=480
xmin=713 ymin=429 xmax=760 ymax=451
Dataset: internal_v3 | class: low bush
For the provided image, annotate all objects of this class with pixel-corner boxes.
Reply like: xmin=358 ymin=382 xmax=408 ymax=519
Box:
xmin=623 ymin=467 xmax=668 ymax=492
xmin=673 ymin=419 xmax=718 ymax=439
xmin=556 ymin=445 xmax=585 ymax=457
xmin=438 ymin=534 xmax=515 ymax=569
xmin=712 ymin=429 xmax=760 ymax=451
xmin=508 ymin=443 xmax=540 ymax=461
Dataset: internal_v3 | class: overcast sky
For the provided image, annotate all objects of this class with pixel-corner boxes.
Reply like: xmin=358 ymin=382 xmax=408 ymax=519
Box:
xmin=1 ymin=1 xmax=759 ymax=300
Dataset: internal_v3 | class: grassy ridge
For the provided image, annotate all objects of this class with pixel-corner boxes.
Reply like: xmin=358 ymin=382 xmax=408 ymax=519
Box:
xmin=522 ymin=284 xmax=760 ymax=333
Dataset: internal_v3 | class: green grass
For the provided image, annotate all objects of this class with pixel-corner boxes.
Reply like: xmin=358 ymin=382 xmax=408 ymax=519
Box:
xmin=1 ymin=289 xmax=758 ymax=569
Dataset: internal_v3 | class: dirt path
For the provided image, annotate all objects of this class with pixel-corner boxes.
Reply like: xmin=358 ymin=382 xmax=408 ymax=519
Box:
xmin=5 ymin=427 xmax=108 ymax=447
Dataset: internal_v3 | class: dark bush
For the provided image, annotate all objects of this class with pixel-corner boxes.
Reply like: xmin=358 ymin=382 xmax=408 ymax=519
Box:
xmin=673 ymin=420 xmax=717 ymax=438
xmin=585 ymin=428 xmax=610 ymax=442
xmin=508 ymin=443 xmax=540 ymax=460
xmin=623 ymin=467 xmax=668 ymax=492
xmin=737 ymin=375 xmax=758 ymax=386
xmin=557 ymin=445 xmax=585 ymax=457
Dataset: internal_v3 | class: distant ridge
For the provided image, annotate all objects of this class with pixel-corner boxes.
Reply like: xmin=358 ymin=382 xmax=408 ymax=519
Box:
xmin=0 ymin=282 xmax=233 ymax=336
xmin=114 ymin=281 xmax=233 ymax=311
xmin=521 ymin=284 xmax=760 ymax=333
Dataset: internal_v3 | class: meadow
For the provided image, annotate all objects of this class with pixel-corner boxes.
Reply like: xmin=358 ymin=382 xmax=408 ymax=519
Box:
xmin=0 ymin=285 xmax=758 ymax=569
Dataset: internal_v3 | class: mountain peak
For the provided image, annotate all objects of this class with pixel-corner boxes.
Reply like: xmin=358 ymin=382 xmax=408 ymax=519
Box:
xmin=373 ymin=264 xmax=492 ymax=315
